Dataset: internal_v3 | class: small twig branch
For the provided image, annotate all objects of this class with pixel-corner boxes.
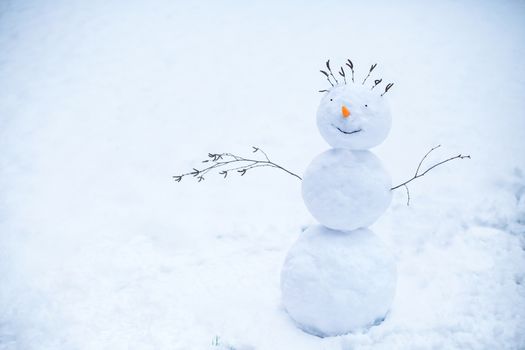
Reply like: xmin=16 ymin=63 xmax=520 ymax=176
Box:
xmin=346 ymin=59 xmax=355 ymax=83
xmin=320 ymin=70 xmax=334 ymax=87
xmin=362 ymin=63 xmax=377 ymax=85
xmin=391 ymin=145 xmax=471 ymax=205
xmin=173 ymin=147 xmax=302 ymax=183
xmin=257 ymin=148 xmax=271 ymax=162
xmin=381 ymin=83 xmax=394 ymax=97
xmin=415 ymin=144 xmax=441 ymax=177
xmin=339 ymin=66 xmax=347 ymax=84
xmin=326 ymin=59 xmax=339 ymax=85
xmin=371 ymin=78 xmax=382 ymax=90
xmin=403 ymin=184 xmax=410 ymax=206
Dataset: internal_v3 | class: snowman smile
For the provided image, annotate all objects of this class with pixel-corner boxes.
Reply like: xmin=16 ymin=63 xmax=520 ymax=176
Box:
xmin=332 ymin=124 xmax=362 ymax=135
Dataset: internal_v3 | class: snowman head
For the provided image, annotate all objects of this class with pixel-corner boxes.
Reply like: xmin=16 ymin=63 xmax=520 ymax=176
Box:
xmin=317 ymin=60 xmax=394 ymax=150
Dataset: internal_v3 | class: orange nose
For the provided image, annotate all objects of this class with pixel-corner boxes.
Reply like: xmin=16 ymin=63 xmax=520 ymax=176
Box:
xmin=342 ymin=105 xmax=351 ymax=118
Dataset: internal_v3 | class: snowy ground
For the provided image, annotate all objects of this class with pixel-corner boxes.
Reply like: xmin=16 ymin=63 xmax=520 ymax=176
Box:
xmin=1 ymin=0 xmax=525 ymax=349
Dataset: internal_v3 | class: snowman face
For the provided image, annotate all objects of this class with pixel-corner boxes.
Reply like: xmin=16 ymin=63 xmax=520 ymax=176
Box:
xmin=317 ymin=84 xmax=391 ymax=149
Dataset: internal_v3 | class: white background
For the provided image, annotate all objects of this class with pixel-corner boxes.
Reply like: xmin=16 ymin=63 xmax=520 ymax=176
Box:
xmin=1 ymin=0 xmax=524 ymax=349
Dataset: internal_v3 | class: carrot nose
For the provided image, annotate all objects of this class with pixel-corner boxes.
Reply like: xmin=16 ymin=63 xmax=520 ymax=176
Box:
xmin=342 ymin=105 xmax=351 ymax=118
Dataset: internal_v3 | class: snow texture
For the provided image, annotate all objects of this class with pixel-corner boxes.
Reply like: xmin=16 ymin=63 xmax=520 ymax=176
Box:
xmin=302 ymin=149 xmax=392 ymax=231
xmin=281 ymin=225 xmax=397 ymax=337
xmin=317 ymin=84 xmax=392 ymax=150
xmin=1 ymin=0 xmax=525 ymax=349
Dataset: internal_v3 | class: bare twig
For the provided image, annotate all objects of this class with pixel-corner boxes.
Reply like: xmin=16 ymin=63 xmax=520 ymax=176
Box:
xmin=257 ymin=147 xmax=271 ymax=162
xmin=346 ymin=59 xmax=355 ymax=83
xmin=371 ymin=78 xmax=382 ymax=90
xmin=403 ymin=184 xmax=410 ymax=206
xmin=173 ymin=147 xmax=302 ymax=182
xmin=362 ymin=63 xmax=377 ymax=85
xmin=391 ymin=145 xmax=471 ymax=204
xmin=326 ymin=59 xmax=339 ymax=85
xmin=320 ymin=70 xmax=334 ymax=87
xmin=339 ymin=66 xmax=347 ymax=84
xmin=381 ymin=83 xmax=394 ymax=97
xmin=415 ymin=144 xmax=441 ymax=176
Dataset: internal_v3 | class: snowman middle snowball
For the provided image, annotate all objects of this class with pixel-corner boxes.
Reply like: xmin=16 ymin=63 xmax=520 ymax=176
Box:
xmin=302 ymin=84 xmax=392 ymax=231
xmin=302 ymin=149 xmax=391 ymax=231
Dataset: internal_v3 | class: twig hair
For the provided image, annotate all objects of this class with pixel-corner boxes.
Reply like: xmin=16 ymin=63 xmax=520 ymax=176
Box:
xmin=362 ymin=63 xmax=377 ymax=85
xmin=318 ymin=59 xmax=394 ymax=97
xmin=381 ymin=83 xmax=394 ymax=96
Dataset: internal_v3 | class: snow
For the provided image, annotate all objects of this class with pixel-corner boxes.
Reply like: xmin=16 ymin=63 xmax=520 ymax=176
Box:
xmin=317 ymin=84 xmax=392 ymax=149
xmin=1 ymin=0 xmax=525 ymax=349
xmin=302 ymin=149 xmax=392 ymax=230
xmin=297 ymin=80 xmax=394 ymax=334
xmin=281 ymin=225 xmax=396 ymax=337
xmin=295 ymin=78 xmax=393 ymax=334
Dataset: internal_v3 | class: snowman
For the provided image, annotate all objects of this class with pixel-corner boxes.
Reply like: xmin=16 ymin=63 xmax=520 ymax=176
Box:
xmin=280 ymin=61 xmax=397 ymax=337
xmin=173 ymin=59 xmax=468 ymax=337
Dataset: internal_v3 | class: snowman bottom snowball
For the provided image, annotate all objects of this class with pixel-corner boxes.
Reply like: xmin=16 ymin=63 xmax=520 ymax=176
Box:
xmin=280 ymin=225 xmax=397 ymax=337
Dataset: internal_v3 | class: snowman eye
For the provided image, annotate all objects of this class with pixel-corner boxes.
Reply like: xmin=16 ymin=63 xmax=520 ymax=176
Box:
xmin=365 ymin=104 xmax=368 ymax=107
xmin=330 ymin=99 xmax=333 ymax=102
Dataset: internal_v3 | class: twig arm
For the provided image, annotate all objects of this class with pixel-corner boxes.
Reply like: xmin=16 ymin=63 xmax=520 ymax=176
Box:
xmin=173 ymin=147 xmax=302 ymax=182
xmin=391 ymin=153 xmax=470 ymax=190
xmin=391 ymin=145 xmax=471 ymax=205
